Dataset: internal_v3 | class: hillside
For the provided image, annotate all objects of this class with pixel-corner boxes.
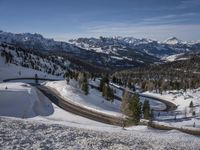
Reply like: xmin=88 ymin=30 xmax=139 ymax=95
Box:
xmin=0 ymin=31 xmax=160 ymax=70
xmin=112 ymin=53 xmax=200 ymax=91
xmin=2 ymin=30 xmax=200 ymax=70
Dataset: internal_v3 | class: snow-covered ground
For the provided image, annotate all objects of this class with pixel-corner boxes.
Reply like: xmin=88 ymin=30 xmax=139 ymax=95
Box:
xmin=44 ymin=80 xmax=122 ymax=117
xmin=0 ymin=56 xmax=62 ymax=82
xmin=143 ymin=90 xmax=200 ymax=128
xmin=162 ymin=53 xmax=184 ymax=62
xmin=0 ymin=82 xmax=121 ymax=131
xmin=1 ymin=117 xmax=200 ymax=150
xmin=1 ymin=50 xmax=200 ymax=149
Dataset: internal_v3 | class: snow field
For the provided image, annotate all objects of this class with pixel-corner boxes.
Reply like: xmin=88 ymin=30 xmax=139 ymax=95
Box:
xmin=1 ymin=117 xmax=200 ymax=150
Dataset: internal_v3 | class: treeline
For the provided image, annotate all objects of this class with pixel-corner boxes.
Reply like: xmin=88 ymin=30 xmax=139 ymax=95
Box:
xmin=49 ymin=51 xmax=109 ymax=75
xmin=112 ymin=54 xmax=200 ymax=92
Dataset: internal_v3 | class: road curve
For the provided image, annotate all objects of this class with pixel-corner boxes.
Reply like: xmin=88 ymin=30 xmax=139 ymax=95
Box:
xmin=139 ymin=94 xmax=177 ymax=111
xmin=36 ymin=85 xmax=125 ymax=126
xmin=94 ymin=83 xmax=177 ymax=111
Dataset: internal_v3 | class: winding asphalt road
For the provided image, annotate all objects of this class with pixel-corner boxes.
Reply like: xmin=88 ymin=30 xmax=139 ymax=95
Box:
xmin=92 ymin=83 xmax=177 ymax=111
xmin=138 ymin=94 xmax=177 ymax=111
xmin=37 ymin=85 xmax=125 ymax=126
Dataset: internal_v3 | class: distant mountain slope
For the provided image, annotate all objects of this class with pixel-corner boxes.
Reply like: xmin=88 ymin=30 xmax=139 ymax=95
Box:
xmin=1 ymin=30 xmax=200 ymax=70
xmin=0 ymin=31 xmax=160 ymax=69
xmin=0 ymin=30 xmax=80 ymax=52
xmin=69 ymin=36 xmax=200 ymax=58
xmin=0 ymin=42 xmax=109 ymax=74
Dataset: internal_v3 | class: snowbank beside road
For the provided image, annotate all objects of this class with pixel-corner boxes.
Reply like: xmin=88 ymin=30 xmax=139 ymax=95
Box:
xmin=0 ymin=82 xmax=54 ymax=118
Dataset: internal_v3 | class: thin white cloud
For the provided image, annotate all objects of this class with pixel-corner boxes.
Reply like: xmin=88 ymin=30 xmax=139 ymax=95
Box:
xmin=143 ymin=13 xmax=197 ymax=22
xmin=177 ymin=0 xmax=200 ymax=9
xmin=79 ymin=23 xmax=200 ymax=41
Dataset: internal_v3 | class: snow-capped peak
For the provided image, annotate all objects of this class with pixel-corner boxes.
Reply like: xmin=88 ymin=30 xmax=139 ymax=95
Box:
xmin=163 ymin=37 xmax=183 ymax=45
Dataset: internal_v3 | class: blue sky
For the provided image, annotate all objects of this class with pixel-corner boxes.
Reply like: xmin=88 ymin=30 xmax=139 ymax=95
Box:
xmin=0 ymin=0 xmax=200 ymax=41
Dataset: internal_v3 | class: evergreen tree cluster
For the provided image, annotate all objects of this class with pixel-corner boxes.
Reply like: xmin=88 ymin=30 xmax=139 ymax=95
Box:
xmin=1 ymin=50 xmax=13 ymax=63
xmin=64 ymin=70 xmax=89 ymax=95
xmin=113 ymin=55 xmax=200 ymax=92
xmin=121 ymin=91 xmax=152 ymax=124
xmin=100 ymin=74 xmax=114 ymax=101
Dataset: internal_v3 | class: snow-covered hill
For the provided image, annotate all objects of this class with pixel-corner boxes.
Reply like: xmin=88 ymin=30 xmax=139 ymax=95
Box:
xmin=0 ymin=42 xmax=71 ymax=79
xmin=0 ymin=55 xmax=62 ymax=82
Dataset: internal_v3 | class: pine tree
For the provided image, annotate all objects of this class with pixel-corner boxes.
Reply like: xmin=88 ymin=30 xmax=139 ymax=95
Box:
xmin=35 ymin=74 xmax=38 ymax=84
xmin=129 ymin=94 xmax=142 ymax=124
xmin=142 ymin=100 xmax=150 ymax=119
xmin=102 ymin=83 xmax=114 ymax=101
xmin=102 ymin=83 xmax=106 ymax=97
xmin=66 ymin=76 xmax=70 ymax=84
xmin=78 ymin=72 xmax=84 ymax=88
xmin=82 ymin=82 xmax=89 ymax=95
xmin=189 ymin=101 xmax=194 ymax=108
xmin=81 ymin=73 xmax=89 ymax=95
xmin=108 ymin=87 xmax=114 ymax=102
xmin=150 ymin=109 xmax=154 ymax=121
xmin=64 ymin=72 xmax=70 ymax=84
xmin=127 ymin=80 xmax=132 ymax=89
xmin=100 ymin=74 xmax=109 ymax=91
xmin=121 ymin=89 xmax=131 ymax=116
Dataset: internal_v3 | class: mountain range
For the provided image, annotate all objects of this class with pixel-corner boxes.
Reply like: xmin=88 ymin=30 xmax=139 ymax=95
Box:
xmin=1 ymin=30 xmax=200 ymax=70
